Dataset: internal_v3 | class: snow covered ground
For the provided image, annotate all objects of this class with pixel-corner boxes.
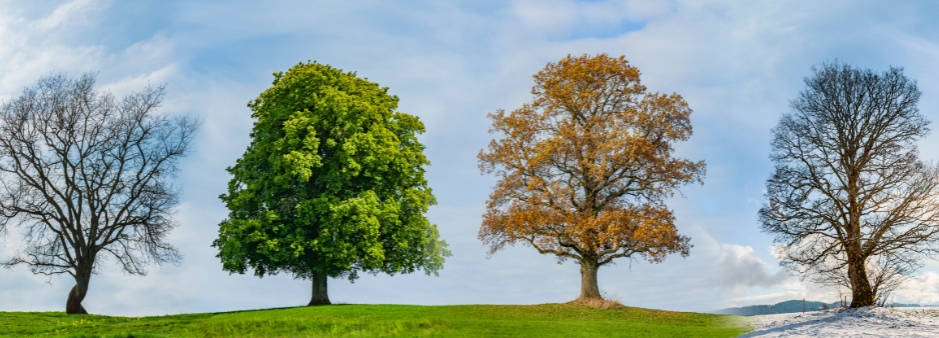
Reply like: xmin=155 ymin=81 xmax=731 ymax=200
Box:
xmin=740 ymin=307 xmax=939 ymax=337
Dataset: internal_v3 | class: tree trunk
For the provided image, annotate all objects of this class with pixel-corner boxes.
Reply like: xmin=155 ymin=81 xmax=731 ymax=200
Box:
xmin=65 ymin=275 xmax=90 ymax=315
xmin=577 ymin=260 xmax=601 ymax=300
xmin=307 ymin=271 xmax=331 ymax=306
xmin=848 ymin=254 xmax=875 ymax=308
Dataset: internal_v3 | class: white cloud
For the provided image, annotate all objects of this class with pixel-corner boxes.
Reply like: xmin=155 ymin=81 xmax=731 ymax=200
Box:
xmin=96 ymin=34 xmax=180 ymax=97
xmin=513 ymin=0 xmax=579 ymax=32
xmin=710 ymin=244 xmax=790 ymax=289
xmin=0 ymin=0 xmax=110 ymax=98
xmin=38 ymin=0 xmax=110 ymax=30
xmin=893 ymin=272 xmax=939 ymax=305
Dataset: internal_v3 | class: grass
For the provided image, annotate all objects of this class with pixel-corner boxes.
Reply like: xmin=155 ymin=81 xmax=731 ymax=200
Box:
xmin=0 ymin=303 xmax=752 ymax=337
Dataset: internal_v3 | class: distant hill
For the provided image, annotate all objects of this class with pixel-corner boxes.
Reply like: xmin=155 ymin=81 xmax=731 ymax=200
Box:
xmin=712 ymin=300 xmax=937 ymax=316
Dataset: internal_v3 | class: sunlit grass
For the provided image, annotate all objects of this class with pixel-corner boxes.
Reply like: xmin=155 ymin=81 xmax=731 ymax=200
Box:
xmin=0 ymin=303 xmax=751 ymax=337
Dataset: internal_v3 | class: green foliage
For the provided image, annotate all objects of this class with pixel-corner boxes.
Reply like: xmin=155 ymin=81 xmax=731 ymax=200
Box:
xmin=0 ymin=304 xmax=751 ymax=337
xmin=212 ymin=61 xmax=449 ymax=281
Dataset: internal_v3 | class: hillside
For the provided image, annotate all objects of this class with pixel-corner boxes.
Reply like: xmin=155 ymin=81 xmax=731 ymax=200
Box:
xmin=712 ymin=300 xmax=840 ymax=316
xmin=0 ymin=303 xmax=751 ymax=337
xmin=713 ymin=300 xmax=937 ymax=316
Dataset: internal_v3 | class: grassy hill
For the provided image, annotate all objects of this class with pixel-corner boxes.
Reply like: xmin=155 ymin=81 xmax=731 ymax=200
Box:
xmin=0 ymin=303 xmax=751 ymax=337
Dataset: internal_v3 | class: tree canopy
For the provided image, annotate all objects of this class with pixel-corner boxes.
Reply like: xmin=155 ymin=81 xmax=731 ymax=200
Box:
xmin=478 ymin=54 xmax=704 ymax=301
xmin=213 ymin=61 xmax=450 ymax=305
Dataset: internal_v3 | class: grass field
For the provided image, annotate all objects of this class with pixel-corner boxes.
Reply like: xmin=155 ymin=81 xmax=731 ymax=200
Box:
xmin=0 ymin=303 xmax=752 ymax=337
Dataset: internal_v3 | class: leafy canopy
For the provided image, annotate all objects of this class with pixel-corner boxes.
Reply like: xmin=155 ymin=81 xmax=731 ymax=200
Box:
xmin=213 ymin=61 xmax=449 ymax=281
xmin=478 ymin=54 xmax=704 ymax=266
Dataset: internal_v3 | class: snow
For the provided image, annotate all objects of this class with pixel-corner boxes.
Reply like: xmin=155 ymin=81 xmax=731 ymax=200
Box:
xmin=740 ymin=307 xmax=939 ymax=337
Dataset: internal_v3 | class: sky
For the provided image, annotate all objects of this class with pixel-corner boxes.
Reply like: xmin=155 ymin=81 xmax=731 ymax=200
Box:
xmin=4 ymin=0 xmax=939 ymax=316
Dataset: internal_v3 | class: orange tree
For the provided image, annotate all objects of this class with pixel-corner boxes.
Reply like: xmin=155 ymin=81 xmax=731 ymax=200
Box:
xmin=478 ymin=54 xmax=705 ymax=301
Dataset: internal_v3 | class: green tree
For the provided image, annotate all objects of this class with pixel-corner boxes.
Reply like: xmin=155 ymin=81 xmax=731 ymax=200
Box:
xmin=213 ymin=62 xmax=450 ymax=305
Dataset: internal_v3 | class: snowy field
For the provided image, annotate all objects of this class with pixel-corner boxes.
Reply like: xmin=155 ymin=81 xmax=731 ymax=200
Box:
xmin=740 ymin=307 xmax=939 ymax=337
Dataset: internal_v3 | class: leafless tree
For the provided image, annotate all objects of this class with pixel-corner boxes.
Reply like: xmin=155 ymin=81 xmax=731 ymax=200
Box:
xmin=760 ymin=61 xmax=939 ymax=308
xmin=0 ymin=73 xmax=198 ymax=314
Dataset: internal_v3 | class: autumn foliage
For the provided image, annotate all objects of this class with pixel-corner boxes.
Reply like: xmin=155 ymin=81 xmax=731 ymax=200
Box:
xmin=478 ymin=54 xmax=705 ymax=301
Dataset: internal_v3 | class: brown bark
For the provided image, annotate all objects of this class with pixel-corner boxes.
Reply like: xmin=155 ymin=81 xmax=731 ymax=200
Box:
xmin=577 ymin=260 xmax=601 ymax=300
xmin=848 ymin=254 xmax=875 ymax=308
xmin=65 ymin=280 xmax=89 ymax=315
xmin=307 ymin=271 xmax=331 ymax=306
xmin=846 ymin=205 xmax=875 ymax=308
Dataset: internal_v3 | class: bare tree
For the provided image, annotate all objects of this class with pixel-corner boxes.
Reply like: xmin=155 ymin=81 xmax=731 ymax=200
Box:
xmin=0 ymin=73 xmax=198 ymax=314
xmin=760 ymin=61 xmax=939 ymax=308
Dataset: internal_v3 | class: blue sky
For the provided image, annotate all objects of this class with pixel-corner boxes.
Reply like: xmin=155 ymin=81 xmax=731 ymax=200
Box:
xmin=5 ymin=0 xmax=939 ymax=316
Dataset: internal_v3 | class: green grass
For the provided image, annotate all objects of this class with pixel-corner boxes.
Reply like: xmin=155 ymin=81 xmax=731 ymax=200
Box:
xmin=0 ymin=304 xmax=752 ymax=337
